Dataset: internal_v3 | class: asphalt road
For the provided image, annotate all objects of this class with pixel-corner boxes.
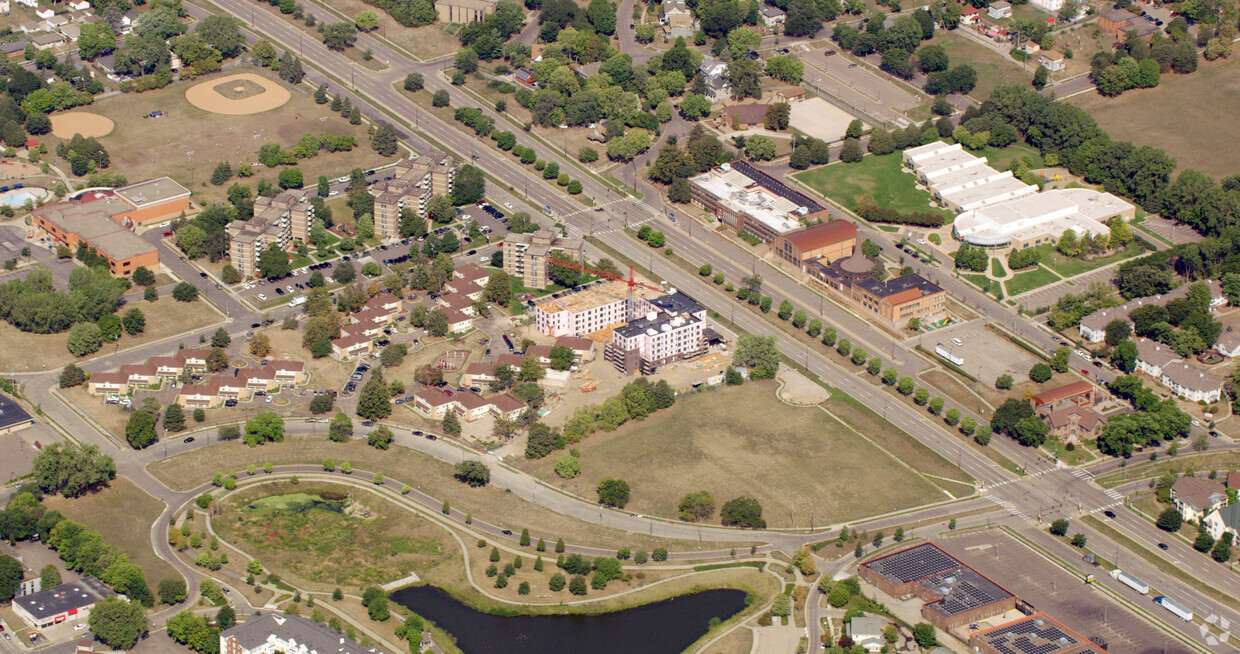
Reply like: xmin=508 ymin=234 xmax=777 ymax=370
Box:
xmin=3 ymin=5 xmax=1228 ymax=650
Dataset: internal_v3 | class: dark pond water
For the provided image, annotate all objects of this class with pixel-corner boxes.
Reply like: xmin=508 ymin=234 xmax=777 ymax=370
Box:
xmin=390 ymin=585 xmax=748 ymax=654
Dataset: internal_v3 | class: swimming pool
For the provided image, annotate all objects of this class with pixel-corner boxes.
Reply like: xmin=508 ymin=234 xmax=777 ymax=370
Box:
xmin=0 ymin=191 xmax=37 ymax=207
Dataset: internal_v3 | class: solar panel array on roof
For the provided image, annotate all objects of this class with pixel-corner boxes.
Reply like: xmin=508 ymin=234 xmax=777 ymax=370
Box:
xmin=730 ymin=160 xmax=824 ymax=213
xmin=979 ymin=616 xmax=1081 ymax=654
xmin=922 ymin=566 xmax=1014 ymax=618
xmin=862 ymin=543 xmax=961 ymax=584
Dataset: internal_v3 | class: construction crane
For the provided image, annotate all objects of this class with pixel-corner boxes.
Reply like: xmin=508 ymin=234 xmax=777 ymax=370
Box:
xmin=546 ymin=257 xmax=661 ymax=320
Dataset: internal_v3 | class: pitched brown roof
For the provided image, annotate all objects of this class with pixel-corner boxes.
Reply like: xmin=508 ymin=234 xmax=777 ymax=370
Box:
xmin=1029 ymin=381 xmax=1093 ymax=407
xmin=554 ymin=336 xmax=594 ymax=351
xmin=490 ymin=393 xmax=526 ymax=413
xmin=1172 ymin=477 xmax=1227 ymax=511
xmin=463 ymin=362 xmax=495 ymax=376
xmin=782 ymin=221 xmax=857 ymax=253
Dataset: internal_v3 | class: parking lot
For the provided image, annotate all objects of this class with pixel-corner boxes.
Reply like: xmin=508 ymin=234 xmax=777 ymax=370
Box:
xmin=235 ymin=200 xmax=511 ymax=308
xmin=797 ymin=41 xmax=921 ymax=128
xmin=913 ymin=320 xmax=1040 ymax=385
xmin=940 ymin=531 xmax=1182 ymax=654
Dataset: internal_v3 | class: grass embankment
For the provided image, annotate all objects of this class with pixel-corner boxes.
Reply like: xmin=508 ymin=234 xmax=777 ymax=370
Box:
xmin=41 ymin=477 xmax=177 ymax=582
xmin=148 ymin=436 xmax=720 ymax=552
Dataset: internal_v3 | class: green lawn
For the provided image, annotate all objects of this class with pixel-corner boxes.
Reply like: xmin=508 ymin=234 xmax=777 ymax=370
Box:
xmin=793 ymin=154 xmax=952 ymax=217
xmin=974 ymin=143 xmax=1043 ymax=172
xmin=1004 ymin=265 xmax=1061 ymax=296
xmin=522 ymin=383 xmax=951 ymax=528
xmin=990 ymin=257 xmax=1004 ymax=277
xmin=1028 ymin=240 xmax=1151 ymax=278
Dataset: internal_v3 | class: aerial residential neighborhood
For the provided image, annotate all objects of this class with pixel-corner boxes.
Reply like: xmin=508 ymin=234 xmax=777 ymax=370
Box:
xmin=0 ymin=0 xmax=1237 ymax=650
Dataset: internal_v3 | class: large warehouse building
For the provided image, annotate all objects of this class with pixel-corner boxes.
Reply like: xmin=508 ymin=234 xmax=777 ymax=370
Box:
xmin=953 ymin=188 xmax=1136 ymax=250
xmin=859 ymin=542 xmax=1017 ymax=631
xmin=903 ymin=141 xmax=1135 ymax=249
xmin=32 ymin=195 xmax=159 ymax=277
xmin=12 ymin=577 xmax=115 ymax=630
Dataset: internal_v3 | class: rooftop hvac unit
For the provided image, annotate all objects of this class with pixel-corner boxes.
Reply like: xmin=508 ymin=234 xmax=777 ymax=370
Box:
xmin=720 ymin=163 xmax=732 ymax=172
xmin=647 ymin=311 xmax=658 ymax=322
xmin=1034 ymin=619 xmax=1044 ymax=627
xmin=646 ymin=328 xmax=657 ymax=336
xmin=660 ymin=323 xmax=671 ymax=332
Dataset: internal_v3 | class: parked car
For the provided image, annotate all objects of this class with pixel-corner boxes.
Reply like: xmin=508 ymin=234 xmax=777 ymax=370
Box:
xmin=183 ymin=437 xmax=195 ymax=443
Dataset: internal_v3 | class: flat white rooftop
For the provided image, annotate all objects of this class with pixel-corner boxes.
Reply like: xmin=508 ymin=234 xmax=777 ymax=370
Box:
xmin=955 ymin=189 xmax=1134 ymax=247
xmin=939 ymin=175 xmax=1037 ymax=211
xmin=691 ymin=172 xmax=803 ymax=235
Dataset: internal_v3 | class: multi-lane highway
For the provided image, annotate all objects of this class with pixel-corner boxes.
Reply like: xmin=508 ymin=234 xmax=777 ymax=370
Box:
xmin=3 ymin=3 xmax=1233 ymax=650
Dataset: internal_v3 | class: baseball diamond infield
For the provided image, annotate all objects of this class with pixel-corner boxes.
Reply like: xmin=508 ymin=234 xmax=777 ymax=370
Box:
xmin=50 ymin=112 xmax=115 ymax=138
xmin=185 ymin=73 xmax=292 ymax=115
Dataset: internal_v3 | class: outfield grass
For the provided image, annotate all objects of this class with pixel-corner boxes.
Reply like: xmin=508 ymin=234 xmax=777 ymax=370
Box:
xmin=523 ymin=383 xmax=955 ymax=528
xmin=1004 ymin=265 xmax=1061 ymax=296
xmin=792 ymin=154 xmax=953 ymax=217
xmin=1027 ymin=240 xmax=1150 ymax=278
xmin=41 ymin=477 xmax=177 ymax=583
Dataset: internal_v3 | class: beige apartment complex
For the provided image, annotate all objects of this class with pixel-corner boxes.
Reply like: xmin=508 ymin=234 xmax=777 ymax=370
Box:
xmin=502 ymin=228 xmax=584 ymax=290
xmin=227 ymin=189 xmax=314 ymax=279
xmin=370 ymin=153 xmax=456 ymax=240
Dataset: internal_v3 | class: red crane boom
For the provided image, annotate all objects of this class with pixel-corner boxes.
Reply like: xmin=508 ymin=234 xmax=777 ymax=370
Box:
xmin=546 ymin=257 xmax=661 ymax=321
xmin=545 ymin=257 xmax=660 ymax=293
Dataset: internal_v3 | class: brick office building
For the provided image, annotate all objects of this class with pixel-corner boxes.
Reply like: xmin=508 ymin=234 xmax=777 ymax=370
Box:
xmin=860 ymin=542 xmax=1017 ymax=631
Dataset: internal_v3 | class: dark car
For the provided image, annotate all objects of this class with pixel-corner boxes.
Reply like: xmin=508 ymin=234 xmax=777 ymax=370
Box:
xmin=467 ymin=249 xmax=477 ymax=255
xmin=251 ymin=323 xmax=261 ymax=329
xmin=501 ymin=529 xmax=513 ymax=536
xmin=426 ymin=433 xmax=437 ymax=440
xmin=183 ymin=437 xmax=195 ymax=443
xmin=1158 ymin=543 xmax=1169 ymax=550
xmin=200 ymin=272 xmax=208 ymax=278
xmin=1103 ymin=510 xmax=1116 ymax=518
xmin=224 ymin=399 xmax=238 ymax=407
xmin=275 ymin=287 xmax=285 ymax=295
xmin=413 ymin=430 xmax=423 ymax=436
xmin=362 ymin=420 xmax=374 ymax=427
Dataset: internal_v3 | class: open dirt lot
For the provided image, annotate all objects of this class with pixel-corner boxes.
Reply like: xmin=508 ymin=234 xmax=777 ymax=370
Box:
xmin=790 ymin=97 xmax=858 ymax=142
xmin=41 ymin=476 xmax=177 ymax=583
xmin=146 ymin=434 xmax=725 ymax=551
xmin=49 ymin=70 xmax=396 ymax=206
xmin=1069 ymin=56 xmax=1240 ymax=178
xmin=939 ymin=530 xmax=1182 ymax=654
xmin=184 ymin=73 xmax=291 ymax=115
xmin=521 ymin=382 xmax=948 ymax=528
xmin=0 ymin=296 xmax=224 ymax=372
xmin=49 ymin=111 xmax=114 ymax=138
